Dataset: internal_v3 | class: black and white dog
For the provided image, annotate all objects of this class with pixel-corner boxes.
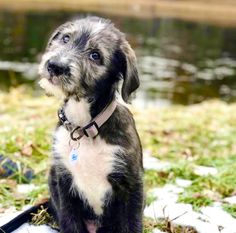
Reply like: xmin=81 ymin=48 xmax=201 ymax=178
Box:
xmin=1 ymin=16 xmax=143 ymax=233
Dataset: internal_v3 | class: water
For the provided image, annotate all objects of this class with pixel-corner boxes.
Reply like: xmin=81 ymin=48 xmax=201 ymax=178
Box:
xmin=1 ymin=11 xmax=236 ymax=106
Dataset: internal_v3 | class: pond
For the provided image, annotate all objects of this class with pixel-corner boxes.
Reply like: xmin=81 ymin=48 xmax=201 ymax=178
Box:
xmin=1 ymin=10 xmax=236 ymax=106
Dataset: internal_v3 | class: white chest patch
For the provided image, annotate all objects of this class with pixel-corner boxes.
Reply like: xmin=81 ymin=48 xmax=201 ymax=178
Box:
xmin=54 ymin=126 xmax=120 ymax=215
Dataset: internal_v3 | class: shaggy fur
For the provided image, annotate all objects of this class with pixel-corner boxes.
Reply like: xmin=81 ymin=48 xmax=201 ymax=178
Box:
xmin=0 ymin=16 xmax=143 ymax=233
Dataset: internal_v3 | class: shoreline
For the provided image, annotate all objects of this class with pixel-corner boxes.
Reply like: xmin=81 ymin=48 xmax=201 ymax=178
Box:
xmin=1 ymin=0 xmax=236 ymax=27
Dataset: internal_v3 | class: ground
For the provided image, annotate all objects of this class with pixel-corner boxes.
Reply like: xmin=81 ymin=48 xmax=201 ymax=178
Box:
xmin=0 ymin=87 xmax=236 ymax=232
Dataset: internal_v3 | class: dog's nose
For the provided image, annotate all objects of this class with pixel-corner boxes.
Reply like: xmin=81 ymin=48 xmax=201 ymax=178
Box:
xmin=47 ymin=60 xmax=70 ymax=76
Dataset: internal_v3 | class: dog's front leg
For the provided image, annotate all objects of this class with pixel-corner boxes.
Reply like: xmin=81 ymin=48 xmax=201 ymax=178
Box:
xmin=58 ymin=193 xmax=88 ymax=233
xmin=59 ymin=209 xmax=87 ymax=233
xmin=127 ymin=182 xmax=143 ymax=233
xmin=56 ymin=170 xmax=88 ymax=233
xmin=107 ymin=171 xmax=144 ymax=233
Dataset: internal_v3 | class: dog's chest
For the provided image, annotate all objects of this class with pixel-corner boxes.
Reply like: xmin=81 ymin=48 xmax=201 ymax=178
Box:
xmin=54 ymin=126 xmax=118 ymax=215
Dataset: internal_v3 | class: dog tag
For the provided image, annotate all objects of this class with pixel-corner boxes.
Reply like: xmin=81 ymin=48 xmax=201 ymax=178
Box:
xmin=70 ymin=148 xmax=79 ymax=164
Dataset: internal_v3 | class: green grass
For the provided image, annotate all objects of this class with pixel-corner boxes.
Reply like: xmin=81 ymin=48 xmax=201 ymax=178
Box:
xmin=0 ymin=87 xmax=236 ymax=231
xmin=223 ymin=204 xmax=236 ymax=218
xmin=134 ymin=99 xmax=236 ymax=214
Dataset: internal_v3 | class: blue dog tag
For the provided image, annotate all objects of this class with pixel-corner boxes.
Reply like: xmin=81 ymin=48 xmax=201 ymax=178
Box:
xmin=70 ymin=148 xmax=79 ymax=164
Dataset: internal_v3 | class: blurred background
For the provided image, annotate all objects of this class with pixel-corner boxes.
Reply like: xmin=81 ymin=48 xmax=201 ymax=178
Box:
xmin=1 ymin=0 xmax=236 ymax=107
xmin=1 ymin=1 xmax=236 ymax=231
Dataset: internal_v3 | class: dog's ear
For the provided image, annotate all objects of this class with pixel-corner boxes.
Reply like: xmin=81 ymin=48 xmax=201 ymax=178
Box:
xmin=120 ymin=41 xmax=139 ymax=103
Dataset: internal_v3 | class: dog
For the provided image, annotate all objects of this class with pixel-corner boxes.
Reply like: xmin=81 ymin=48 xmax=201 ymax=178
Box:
xmin=0 ymin=16 xmax=143 ymax=233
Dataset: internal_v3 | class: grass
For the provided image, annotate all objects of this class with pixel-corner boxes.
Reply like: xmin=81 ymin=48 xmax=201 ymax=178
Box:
xmin=0 ymin=86 xmax=236 ymax=232
xmin=223 ymin=204 xmax=236 ymax=218
xmin=144 ymin=217 xmax=198 ymax=233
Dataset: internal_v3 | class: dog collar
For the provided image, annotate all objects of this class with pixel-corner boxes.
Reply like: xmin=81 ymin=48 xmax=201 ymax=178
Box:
xmin=58 ymin=100 xmax=117 ymax=140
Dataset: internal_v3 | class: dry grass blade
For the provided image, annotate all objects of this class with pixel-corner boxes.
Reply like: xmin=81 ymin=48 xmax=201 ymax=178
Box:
xmin=31 ymin=205 xmax=58 ymax=229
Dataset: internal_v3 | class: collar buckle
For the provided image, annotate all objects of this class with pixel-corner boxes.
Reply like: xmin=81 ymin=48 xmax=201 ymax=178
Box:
xmin=70 ymin=126 xmax=84 ymax=141
xmin=70 ymin=121 xmax=99 ymax=141
xmin=60 ymin=100 xmax=117 ymax=141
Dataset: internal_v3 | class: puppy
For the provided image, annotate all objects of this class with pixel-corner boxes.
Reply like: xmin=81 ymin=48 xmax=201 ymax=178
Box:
xmin=1 ymin=16 xmax=143 ymax=233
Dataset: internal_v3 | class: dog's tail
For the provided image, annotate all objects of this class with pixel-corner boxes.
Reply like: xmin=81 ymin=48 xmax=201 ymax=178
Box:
xmin=0 ymin=199 xmax=50 ymax=233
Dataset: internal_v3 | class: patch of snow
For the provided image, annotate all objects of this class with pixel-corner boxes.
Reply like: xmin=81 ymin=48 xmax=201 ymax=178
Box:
xmin=17 ymin=184 xmax=37 ymax=194
xmin=0 ymin=211 xmax=57 ymax=233
xmin=212 ymin=202 xmax=222 ymax=208
xmin=149 ymin=184 xmax=184 ymax=204
xmin=144 ymin=202 xmax=222 ymax=233
xmin=200 ymin=206 xmax=236 ymax=232
xmin=153 ymin=229 xmax=166 ymax=233
xmin=0 ymin=211 xmax=21 ymax=225
xmin=145 ymin=185 xmax=236 ymax=233
xmin=224 ymin=196 xmax=236 ymax=205
xmin=143 ymin=155 xmax=171 ymax=171
xmin=193 ymin=221 xmax=221 ymax=233
xmin=194 ymin=165 xmax=218 ymax=176
xmin=160 ymin=184 xmax=184 ymax=194
xmin=12 ymin=223 xmax=58 ymax=233
xmin=145 ymin=201 xmax=193 ymax=219
xmin=175 ymin=178 xmax=192 ymax=188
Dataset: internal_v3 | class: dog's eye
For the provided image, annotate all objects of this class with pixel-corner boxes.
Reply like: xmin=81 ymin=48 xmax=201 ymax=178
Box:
xmin=62 ymin=35 xmax=70 ymax=44
xmin=89 ymin=52 xmax=101 ymax=61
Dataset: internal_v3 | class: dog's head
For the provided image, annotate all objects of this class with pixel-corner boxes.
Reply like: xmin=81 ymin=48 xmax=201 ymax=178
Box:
xmin=39 ymin=16 xmax=139 ymax=102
